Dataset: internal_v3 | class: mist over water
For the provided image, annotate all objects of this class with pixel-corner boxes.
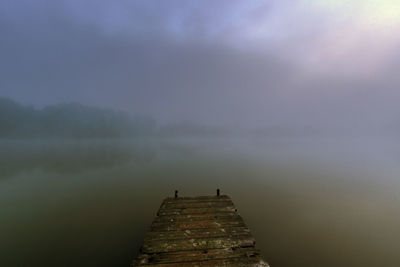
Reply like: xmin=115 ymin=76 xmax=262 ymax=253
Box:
xmin=2 ymin=1 xmax=400 ymax=266
xmin=1 ymin=136 xmax=400 ymax=267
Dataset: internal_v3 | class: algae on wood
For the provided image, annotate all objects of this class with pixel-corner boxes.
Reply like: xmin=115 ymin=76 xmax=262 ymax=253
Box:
xmin=132 ymin=195 xmax=269 ymax=267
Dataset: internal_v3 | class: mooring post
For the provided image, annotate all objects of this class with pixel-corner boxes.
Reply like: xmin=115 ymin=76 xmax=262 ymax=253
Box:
xmin=175 ymin=190 xmax=178 ymax=198
xmin=217 ymin=188 xmax=220 ymax=196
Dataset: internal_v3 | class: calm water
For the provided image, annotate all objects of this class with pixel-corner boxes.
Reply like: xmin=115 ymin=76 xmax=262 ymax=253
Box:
xmin=1 ymin=137 xmax=400 ymax=267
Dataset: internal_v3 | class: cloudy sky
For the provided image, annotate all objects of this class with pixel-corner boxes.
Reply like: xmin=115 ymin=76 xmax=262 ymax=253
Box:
xmin=1 ymin=0 xmax=400 ymax=129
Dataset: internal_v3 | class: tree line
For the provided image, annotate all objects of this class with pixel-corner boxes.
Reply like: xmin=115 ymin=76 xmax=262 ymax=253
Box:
xmin=0 ymin=98 xmax=156 ymax=138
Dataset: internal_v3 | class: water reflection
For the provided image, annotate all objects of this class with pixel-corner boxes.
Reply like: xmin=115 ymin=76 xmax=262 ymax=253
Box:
xmin=0 ymin=139 xmax=156 ymax=178
xmin=1 ymin=137 xmax=399 ymax=267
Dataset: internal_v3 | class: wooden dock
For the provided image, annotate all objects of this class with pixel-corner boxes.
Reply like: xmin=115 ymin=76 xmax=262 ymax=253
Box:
xmin=132 ymin=191 xmax=269 ymax=266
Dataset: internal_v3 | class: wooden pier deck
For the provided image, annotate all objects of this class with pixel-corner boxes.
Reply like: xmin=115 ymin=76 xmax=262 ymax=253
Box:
xmin=132 ymin=192 xmax=269 ymax=266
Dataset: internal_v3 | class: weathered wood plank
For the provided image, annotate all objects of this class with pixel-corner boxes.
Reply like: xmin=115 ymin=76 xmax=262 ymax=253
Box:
xmin=142 ymin=235 xmax=255 ymax=253
xmin=165 ymin=195 xmax=230 ymax=201
xmin=134 ymin=247 xmax=262 ymax=265
xmin=162 ymin=199 xmax=233 ymax=205
xmin=163 ymin=195 xmax=230 ymax=204
xmin=132 ymin=194 xmax=268 ymax=266
xmin=153 ymin=213 xmax=241 ymax=223
xmin=144 ymin=227 xmax=251 ymax=241
xmin=135 ymin=256 xmax=269 ymax=266
xmin=160 ymin=201 xmax=235 ymax=210
xmin=158 ymin=207 xmax=237 ymax=216
xmin=151 ymin=219 xmax=246 ymax=231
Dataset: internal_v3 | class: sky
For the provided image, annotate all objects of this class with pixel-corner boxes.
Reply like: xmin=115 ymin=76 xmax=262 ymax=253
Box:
xmin=1 ymin=0 xmax=400 ymax=130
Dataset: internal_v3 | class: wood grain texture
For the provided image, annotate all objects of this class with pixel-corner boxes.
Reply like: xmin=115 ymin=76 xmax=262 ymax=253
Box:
xmin=132 ymin=195 xmax=269 ymax=267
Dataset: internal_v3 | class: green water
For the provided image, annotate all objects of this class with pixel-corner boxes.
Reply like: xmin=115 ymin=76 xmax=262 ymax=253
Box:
xmin=1 ymin=137 xmax=399 ymax=267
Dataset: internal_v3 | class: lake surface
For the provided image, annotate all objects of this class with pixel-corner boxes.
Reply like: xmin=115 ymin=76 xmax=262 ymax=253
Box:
xmin=1 ymin=137 xmax=400 ymax=267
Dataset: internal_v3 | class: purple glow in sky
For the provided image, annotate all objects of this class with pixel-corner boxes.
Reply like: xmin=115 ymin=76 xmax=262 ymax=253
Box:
xmin=1 ymin=0 xmax=400 ymax=129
